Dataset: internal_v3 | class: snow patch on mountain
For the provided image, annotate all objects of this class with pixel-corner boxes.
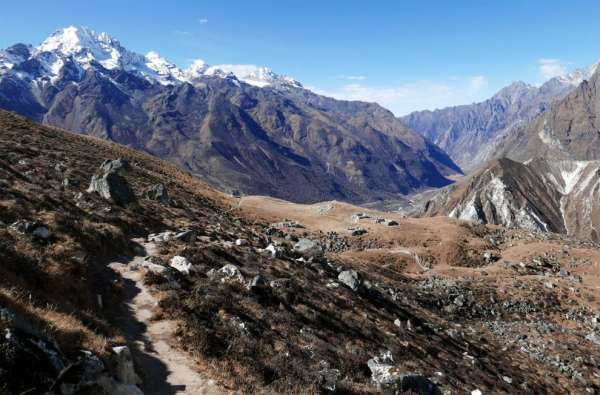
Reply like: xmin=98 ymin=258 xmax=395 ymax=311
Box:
xmin=0 ymin=26 xmax=302 ymax=89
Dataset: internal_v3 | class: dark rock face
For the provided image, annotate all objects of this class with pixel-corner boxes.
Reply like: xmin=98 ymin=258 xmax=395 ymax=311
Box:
xmin=0 ymin=43 xmax=462 ymax=204
xmin=402 ymin=80 xmax=580 ymax=172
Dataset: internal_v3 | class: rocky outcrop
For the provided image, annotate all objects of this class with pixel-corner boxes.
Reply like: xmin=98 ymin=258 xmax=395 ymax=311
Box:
xmin=420 ymin=157 xmax=600 ymax=240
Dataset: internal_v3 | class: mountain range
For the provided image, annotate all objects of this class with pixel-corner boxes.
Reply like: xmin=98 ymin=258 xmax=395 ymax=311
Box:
xmin=0 ymin=26 xmax=461 ymax=203
xmin=402 ymin=61 xmax=599 ymax=171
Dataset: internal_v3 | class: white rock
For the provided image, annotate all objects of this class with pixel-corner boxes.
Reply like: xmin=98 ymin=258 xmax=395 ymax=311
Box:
xmin=367 ymin=350 xmax=401 ymax=388
xmin=235 ymin=238 xmax=247 ymax=246
xmin=471 ymin=390 xmax=483 ymax=395
xmin=169 ymin=256 xmax=192 ymax=275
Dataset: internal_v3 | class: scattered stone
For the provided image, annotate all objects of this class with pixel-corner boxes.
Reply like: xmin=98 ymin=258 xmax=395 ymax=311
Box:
xmin=148 ymin=231 xmax=175 ymax=243
xmin=351 ymin=212 xmax=370 ymax=222
xmin=174 ymin=230 xmax=195 ymax=242
xmin=585 ymin=331 xmax=600 ymax=345
xmin=247 ymin=274 xmax=266 ymax=291
xmin=139 ymin=256 xmax=168 ymax=274
xmin=10 ymin=220 xmax=51 ymax=239
xmin=502 ymin=376 xmax=513 ymax=384
xmin=293 ymin=238 xmax=323 ymax=258
xmin=271 ymin=219 xmax=303 ymax=228
xmin=368 ymin=351 xmax=400 ymax=388
xmin=235 ymin=238 xmax=248 ymax=246
xmin=264 ymin=243 xmax=282 ymax=258
xmin=208 ymin=264 xmax=245 ymax=283
xmin=144 ymin=183 xmax=170 ymax=204
xmin=169 ymin=256 xmax=193 ymax=275
xmin=62 ymin=177 xmax=80 ymax=188
xmin=348 ymin=227 xmax=367 ymax=236
xmin=318 ymin=362 xmax=341 ymax=392
xmin=338 ymin=270 xmax=360 ymax=291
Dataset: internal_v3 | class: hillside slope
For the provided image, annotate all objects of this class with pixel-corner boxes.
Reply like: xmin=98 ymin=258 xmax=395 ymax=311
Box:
xmin=1 ymin=111 xmax=598 ymax=394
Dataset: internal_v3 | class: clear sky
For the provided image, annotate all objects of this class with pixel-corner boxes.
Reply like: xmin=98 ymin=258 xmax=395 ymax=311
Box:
xmin=1 ymin=0 xmax=600 ymax=115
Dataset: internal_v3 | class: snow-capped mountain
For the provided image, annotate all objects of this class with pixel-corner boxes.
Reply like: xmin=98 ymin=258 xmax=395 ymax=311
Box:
xmin=0 ymin=25 xmax=302 ymax=88
xmin=0 ymin=25 xmax=460 ymax=204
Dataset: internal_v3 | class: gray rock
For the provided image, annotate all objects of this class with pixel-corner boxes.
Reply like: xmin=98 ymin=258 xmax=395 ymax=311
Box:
xmin=585 ymin=331 xmax=600 ymax=345
xmin=293 ymin=238 xmax=323 ymax=258
xmin=174 ymin=230 xmax=195 ymax=242
xmin=148 ymin=231 xmax=176 ymax=243
xmin=367 ymin=351 xmax=440 ymax=394
xmin=111 ymin=346 xmax=141 ymax=385
xmin=169 ymin=256 xmax=193 ymax=275
xmin=235 ymin=238 xmax=248 ymax=246
xmin=247 ymin=274 xmax=266 ymax=291
xmin=338 ymin=270 xmax=360 ymax=291
xmin=144 ymin=183 xmax=169 ymax=204
xmin=62 ymin=177 xmax=80 ymax=188
xmin=10 ymin=220 xmax=50 ymax=239
xmin=348 ymin=228 xmax=367 ymax=236
xmin=100 ymin=158 xmax=130 ymax=174
xmin=208 ymin=264 xmax=245 ymax=283
xmin=87 ymin=171 xmax=136 ymax=206
xmin=319 ymin=364 xmax=341 ymax=392
xmin=32 ymin=226 xmax=51 ymax=239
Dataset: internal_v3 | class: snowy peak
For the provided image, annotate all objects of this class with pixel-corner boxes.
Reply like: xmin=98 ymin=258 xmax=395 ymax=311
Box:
xmin=553 ymin=59 xmax=600 ymax=86
xmin=185 ymin=60 xmax=302 ymax=88
xmin=37 ymin=26 xmax=131 ymax=70
xmin=0 ymin=26 xmax=302 ymax=89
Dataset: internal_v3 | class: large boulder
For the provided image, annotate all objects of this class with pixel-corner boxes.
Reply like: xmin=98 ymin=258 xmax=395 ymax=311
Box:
xmin=100 ymin=158 xmax=130 ymax=174
xmin=338 ymin=270 xmax=360 ymax=291
xmin=293 ymin=238 xmax=323 ymax=258
xmin=144 ymin=183 xmax=169 ymax=204
xmin=169 ymin=256 xmax=193 ymax=275
xmin=87 ymin=171 xmax=136 ymax=206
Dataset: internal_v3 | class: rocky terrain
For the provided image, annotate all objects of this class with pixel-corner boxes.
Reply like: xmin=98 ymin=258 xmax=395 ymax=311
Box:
xmin=0 ymin=26 xmax=461 ymax=204
xmin=418 ymin=156 xmax=600 ymax=241
xmin=496 ymin=66 xmax=600 ymax=164
xmin=401 ymin=61 xmax=599 ymax=172
xmin=1 ymin=109 xmax=598 ymax=394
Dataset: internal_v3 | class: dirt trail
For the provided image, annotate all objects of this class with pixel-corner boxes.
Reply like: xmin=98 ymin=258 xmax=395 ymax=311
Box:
xmin=109 ymin=240 xmax=228 ymax=395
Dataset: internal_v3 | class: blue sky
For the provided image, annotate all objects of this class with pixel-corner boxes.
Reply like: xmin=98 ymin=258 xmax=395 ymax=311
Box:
xmin=1 ymin=0 xmax=600 ymax=115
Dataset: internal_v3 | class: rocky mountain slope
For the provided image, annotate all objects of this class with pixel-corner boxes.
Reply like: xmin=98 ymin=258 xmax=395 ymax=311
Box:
xmin=496 ymin=66 xmax=600 ymax=163
xmin=419 ymin=157 xmax=600 ymax=241
xmin=1 ymin=110 xmax=599 ymax=394
xmin=401 ymin=62 xmax=599 ymax=171
xmin=0 ymin=26 xmax=461 ymax=204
